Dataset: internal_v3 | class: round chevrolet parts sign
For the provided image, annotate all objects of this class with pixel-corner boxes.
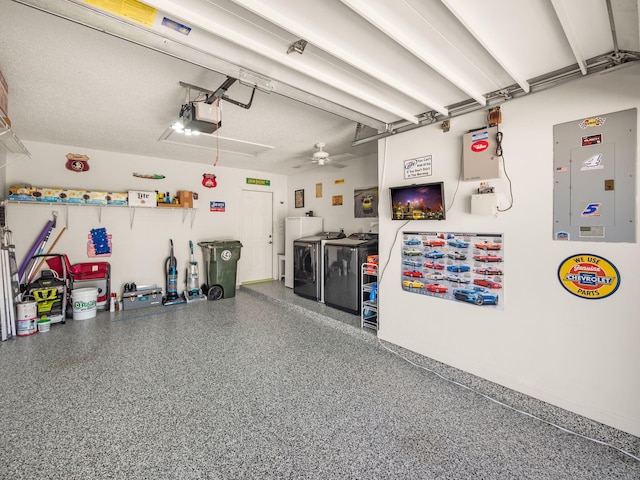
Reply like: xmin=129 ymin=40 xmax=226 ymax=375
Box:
xmin=557 ymin=254 xmax=620 ymax=299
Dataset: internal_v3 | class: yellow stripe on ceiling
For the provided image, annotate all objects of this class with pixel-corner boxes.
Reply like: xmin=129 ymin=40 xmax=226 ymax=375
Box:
xmin=83 ymin=0 xmax=157 ymax=27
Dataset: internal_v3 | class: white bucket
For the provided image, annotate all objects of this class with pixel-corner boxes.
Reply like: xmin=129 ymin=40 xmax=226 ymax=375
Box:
xmin=16 ymin=300 xmax=37 ymax=320
xmin=16 ymin=300 xmax=38 ymax=336
xmin=17 ymin=318 xmax=37 ymax=336
xmin=72 ymin=287 xmax=98 ymax=320
xmin=37 ymin=319 xmax=51 ymax=333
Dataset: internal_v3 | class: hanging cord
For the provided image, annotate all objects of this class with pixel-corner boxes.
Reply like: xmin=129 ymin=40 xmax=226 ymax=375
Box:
xmin=377 ymin=220 xmax=409 ymax=287
xmin=495 ymin=129 xmax=514 ymax=212
xmin=213 ymin=98 xmax=220 ymax=167
xmin=446 ymin=156 xmax=463 ymax=215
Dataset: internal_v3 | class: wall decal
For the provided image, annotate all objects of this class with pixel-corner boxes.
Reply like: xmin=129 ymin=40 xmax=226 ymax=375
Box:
xmin=246 ymin=177 xmax=270 ymax=186
xmin=404 ymin=155 xmax=432 ymax=179
xmin=557 ymin=254 xmax=620 ymax=299
xmin=65 ymin=153 xmax=90 ymax=172
xmin=202 ymin=173 xmax=217 ymax=188
xmin=210 ymin=201 xmax=225 ymax=212
xmin=133 ymin=172 xmax=165 ymax=179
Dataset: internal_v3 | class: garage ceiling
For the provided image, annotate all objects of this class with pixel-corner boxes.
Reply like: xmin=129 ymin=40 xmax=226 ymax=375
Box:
xmin=1 ymin=0 xmax=638 ymax=174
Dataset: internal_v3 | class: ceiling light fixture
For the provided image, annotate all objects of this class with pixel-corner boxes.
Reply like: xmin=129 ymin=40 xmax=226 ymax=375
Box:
xmin=287 ymin=39 xmax=307 ymax=55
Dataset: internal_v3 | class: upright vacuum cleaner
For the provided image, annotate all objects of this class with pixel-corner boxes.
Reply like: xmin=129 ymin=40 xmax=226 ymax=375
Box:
xmin=184 ymin=240 xmax=206 ymax=303
xmin=163 ymin=239 xmax=186 ymax=306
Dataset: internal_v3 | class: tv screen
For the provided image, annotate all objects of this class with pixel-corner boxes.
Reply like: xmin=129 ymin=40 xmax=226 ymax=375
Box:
xmin=390 ymin=182 xmax=445 ymax=220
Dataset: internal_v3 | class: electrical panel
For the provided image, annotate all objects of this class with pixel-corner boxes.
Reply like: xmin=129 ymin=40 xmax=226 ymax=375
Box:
xmin=462 ymin=126 xmax=499 ymax=181
xmin=553 ymin=108 xmax=636 ymax=243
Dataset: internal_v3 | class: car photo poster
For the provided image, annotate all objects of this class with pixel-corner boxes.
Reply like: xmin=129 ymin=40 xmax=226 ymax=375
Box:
xmin=401 ymin=231 xmax=504 ymax=309
xmin=354 ymin=186 xmax=378 ymax=218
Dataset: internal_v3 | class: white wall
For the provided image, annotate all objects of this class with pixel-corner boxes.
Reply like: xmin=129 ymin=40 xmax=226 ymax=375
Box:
xmin=0 ymin=147 xmax=6 ymax=197
xmin=377 ymin=64 xmax=640 ymax=436
xmin=286 ymin=154 xmax=379 ymax=239
xmin=6 ymin=141 xmax=287 ymax=294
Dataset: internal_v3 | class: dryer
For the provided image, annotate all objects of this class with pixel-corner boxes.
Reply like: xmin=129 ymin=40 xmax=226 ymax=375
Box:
xmin=323 ymin=233 xmax=378 ymax=314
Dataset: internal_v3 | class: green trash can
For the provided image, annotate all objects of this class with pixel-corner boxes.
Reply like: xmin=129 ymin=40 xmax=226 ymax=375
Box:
xmin=198 ymin=240 xmax=243 ymax=300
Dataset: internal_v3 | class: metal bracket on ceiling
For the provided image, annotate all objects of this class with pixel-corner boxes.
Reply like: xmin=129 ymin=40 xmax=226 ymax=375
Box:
xmin=494 ymin=89 xmax=513 ymax=101
xmin=179 ymin=77 xmax=256 ymax=110
xmin=353 ymin=123 xmax=365 ymax=142
xmin=287 ymin=39 xmax=308 ymax=55
xmin=418 ymin=111 xmax=438 ymax=125
xmin=607 ymin=50 xmax=640 ymax=66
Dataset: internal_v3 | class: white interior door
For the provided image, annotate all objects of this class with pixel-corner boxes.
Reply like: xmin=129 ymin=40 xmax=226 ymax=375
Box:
xmin=239 ymin=190 xmax=273 ymax=283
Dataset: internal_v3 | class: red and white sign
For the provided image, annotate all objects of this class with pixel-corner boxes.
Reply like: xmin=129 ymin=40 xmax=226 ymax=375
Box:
xmin=471 ymin=140 xmax=489 ymax=153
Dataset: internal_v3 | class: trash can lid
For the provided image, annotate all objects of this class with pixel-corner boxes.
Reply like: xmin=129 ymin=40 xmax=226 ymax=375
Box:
xmin=198 ymin=240 xmax=243 ymax=249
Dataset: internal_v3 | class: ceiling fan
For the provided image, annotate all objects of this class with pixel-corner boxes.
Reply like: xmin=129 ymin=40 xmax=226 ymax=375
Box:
xmin=293 ymin=142 xmax=352 ymax=169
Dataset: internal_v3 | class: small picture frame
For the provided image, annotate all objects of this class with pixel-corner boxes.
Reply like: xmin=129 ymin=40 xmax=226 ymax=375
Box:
xmin=295 ymin=189 xmax=304 ymax=208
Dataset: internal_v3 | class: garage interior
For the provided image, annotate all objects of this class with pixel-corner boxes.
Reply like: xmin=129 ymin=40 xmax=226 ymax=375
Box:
xmin=1 ymin=1 xmax=639 ymax=478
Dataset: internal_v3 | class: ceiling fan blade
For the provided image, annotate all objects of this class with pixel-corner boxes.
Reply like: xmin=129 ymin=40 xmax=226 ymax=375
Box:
xmin=328 ymin=153 xmax=354 ymax=162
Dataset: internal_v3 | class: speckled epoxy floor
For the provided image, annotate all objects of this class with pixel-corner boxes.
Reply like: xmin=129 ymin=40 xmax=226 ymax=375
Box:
xmin=0 ymin=281 xmax=638 ymax=479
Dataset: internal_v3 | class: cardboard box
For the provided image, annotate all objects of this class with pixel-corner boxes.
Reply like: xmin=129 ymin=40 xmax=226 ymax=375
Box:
xmin=85 ymin=190 xmax=108 ymax=205
xmin=178 ymin=190 xmax=193 ymax=208
xmin=106 ymin=192 xmax=127 ymax=205
xmin=60 ymin=189 xmax=87 ymax=203
xmin=36 ymin=187 xmax=64 ymax=203
xmin=8 ymin=185 xmax=37 ymax=201
xmin=128 ymin=190 xmax=157 ymax=207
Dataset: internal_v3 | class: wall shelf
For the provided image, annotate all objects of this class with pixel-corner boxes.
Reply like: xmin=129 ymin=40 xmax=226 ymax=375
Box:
xmin=4 ymin=200 xmax=198 ymax=229
xmin=0 ymin=117 xmax=30 ymax=157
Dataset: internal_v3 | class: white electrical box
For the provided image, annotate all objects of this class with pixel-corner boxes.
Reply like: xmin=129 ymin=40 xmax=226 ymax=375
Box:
xmin=462 ymin=126 xmax=499 ymax=181
xmin=471 ymin=193 xmax=497 ymax=215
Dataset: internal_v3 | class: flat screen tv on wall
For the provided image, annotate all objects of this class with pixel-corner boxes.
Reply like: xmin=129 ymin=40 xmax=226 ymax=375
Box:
xmin=390 ymin=182 xmax=446 ymax=220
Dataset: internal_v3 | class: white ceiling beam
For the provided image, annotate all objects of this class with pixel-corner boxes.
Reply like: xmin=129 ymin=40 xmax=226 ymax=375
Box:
xmin=143 ymin=0 xmax=423 ymax=123
xmin=229 ymin=0 xmax=452 ymax=118
xmin=550 ymin=0 xmax=588 ymax=75
xmin=552 ymin=0 xmax=618 ymax=65
xmin=341 ymin=0 xmax=487 ymax=106
xmin=442 ymin=0 xmax=531 ymax=93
